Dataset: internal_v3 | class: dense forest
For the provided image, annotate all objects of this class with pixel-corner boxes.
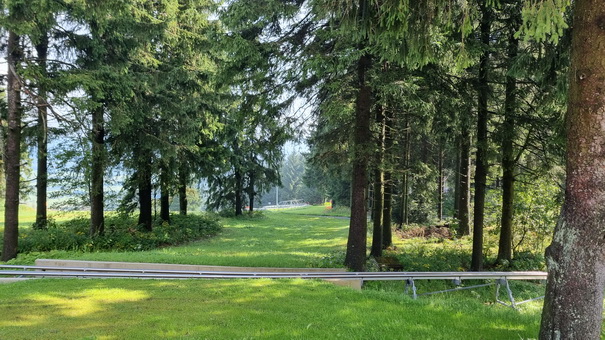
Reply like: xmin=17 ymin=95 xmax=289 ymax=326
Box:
xmin=1 ymin=0 xmax=605 ymax=338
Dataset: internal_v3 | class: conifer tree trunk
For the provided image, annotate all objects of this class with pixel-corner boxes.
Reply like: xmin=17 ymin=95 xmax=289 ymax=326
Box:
xmin=2 ymin=31 xmax=22 ymax=262
xmin=89 ymin=19 xmax=105 ymax=236
xmin=178 ymin=163 xmax=188 ymax=215
xmin=370 ymin=106 xmax=385 ymax=258
xmin=471 ymin=3 xmax=492 ymax=271
xmin=382 ymin=171 xmax=393 ymax=249
xmin=382 ymin=107 xmax=394 ymax=249
xmin=90 ymin=103 xmax=105 ymax=236
xmin=160 ymin=164 xmax=170 ymax=223
xmin=234 ymin=168 xmax=243 ymax=216
xmin=138 ymin=150 xmax=153 ymax=231
xmin=34 ymin=33 xmax=49 ymax=230
xmin=453 ymin=143 xmax=460 ymax=220
xmin=457 ymin=131 xmax=471 ymax=236
xmin=437 ymin=145 xmax=444 ymax=221
xmin=345 ymin=51 xmax=372 ymax=271
xmin=399 ymin=114 xmax=410 ymax=228
xmin=539 ymin=1 xmax=605 ymax=337
xmin=497 ymin=11 xmax=519 ymax=263
xmin=248 ymin=171 xmax=255 ymax=212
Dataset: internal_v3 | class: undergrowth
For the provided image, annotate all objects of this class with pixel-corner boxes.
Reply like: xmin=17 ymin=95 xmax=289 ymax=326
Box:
xmin=0 ymin=214 xmax=221 ymax=257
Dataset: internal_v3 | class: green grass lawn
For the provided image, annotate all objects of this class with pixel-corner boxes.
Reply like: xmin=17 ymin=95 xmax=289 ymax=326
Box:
xmin=0 ymin=206 xmax=552 ymax=339
xmin=278 ymin=205 xmax=351 ymax=217
xmin=0 ymin=278 xmax=541 ymax=340
xmin=0 ymin=205 xmax=87 ymax=231
xmin=9 ymin=210 xmax=350 ymax=268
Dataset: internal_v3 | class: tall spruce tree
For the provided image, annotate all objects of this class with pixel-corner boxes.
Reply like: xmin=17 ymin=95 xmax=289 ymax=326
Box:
xmin=538 ymin=0 xmax=605 ymax=337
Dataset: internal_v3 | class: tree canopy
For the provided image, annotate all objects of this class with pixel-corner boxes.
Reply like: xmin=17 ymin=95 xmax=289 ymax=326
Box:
xmin=1 ymin=0 xmax=603 ymax=337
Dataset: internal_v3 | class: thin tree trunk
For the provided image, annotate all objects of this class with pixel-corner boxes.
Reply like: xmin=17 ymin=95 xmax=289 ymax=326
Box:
xmin=90 ymin=103 xmax=105 ymax=236
xmin=370 ymin=105 xmax=385 ymax=258
xmin=235 ymin=168 xmax=243 ymax=216
xmin=248 ymin=171 xmax=255 ymax=212
xmin=437 ymin=145 xmax=444 ymax=222
xmin=178 ymin=162 xmax=188 ymax=215
xmin=35 ymin=33 xmax=49 ymax=230
xmin=539 ymin=1 xmax=605 ymax=337
xmin=382 ymin=107 xmax=394 ymax=249
xmin=457 ymin=130 xmax=471 ymax=236
xmin=453 ymin=141 xmax=461 ymax=220
xmin=382 ymin=171 xmax=393 ymax=249
xmin=345 ymin=51 xmax=372 ymax=272
xmin=2 ymin=31 xmax=22 ymax=262
xmin=497 ymin=11 xmax=519 ymax=264
xmin=138 ymin=150 xmax=153 ymax=231
xmin=399 ymin=114 xmax=410 ymax=228
xmin=471 ymin=3 xmax=491 ymax=271
xmin=160 ymin=164 xmax=170 ymax=223
xmin=89 ymin=19 xmax=105 ymax=237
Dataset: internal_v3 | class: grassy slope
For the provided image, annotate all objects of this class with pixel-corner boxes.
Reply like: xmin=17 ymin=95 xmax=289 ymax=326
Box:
xmin=10 ymin=210 xmax=350 ymax=267
xmin=0 ymin=206 xmax=547 ymax=339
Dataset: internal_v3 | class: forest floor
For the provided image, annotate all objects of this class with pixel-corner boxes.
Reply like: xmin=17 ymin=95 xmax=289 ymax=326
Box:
xmin=0 ymin=205 xmax=557 ymax=339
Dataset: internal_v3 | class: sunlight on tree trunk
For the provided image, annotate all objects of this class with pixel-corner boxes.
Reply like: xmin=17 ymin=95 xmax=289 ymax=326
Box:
xmin=2 ymin=31 xmax=22 ymax=262
xmin=539 ymin=0 xmax=605 ymax=337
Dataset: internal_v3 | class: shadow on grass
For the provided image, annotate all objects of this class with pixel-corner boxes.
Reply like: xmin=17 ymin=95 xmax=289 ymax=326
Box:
xmin=0 ymin=278 xmax=540 ymax=339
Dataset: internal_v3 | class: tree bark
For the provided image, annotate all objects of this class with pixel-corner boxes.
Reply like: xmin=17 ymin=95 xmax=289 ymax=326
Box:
xmin=178 ymin=162 xmax=188 ymax=215
xmin=539 ymin=1 xmax=605 ymax=338
xmin=344 ymin=51 xmax=372 ymax=272
xmin=382 ymin=107 xmax=394 ymax=249
xmin=89 ymin=19 xmax=105 ymax=237
xmin=160 ymin=164 xmax=170 ymax=223
xmin=453 ymin=142 xmax=460 ymax=220
xmin=437 ymin=144 xmax=444 ymax=221
xmin=90 ymin=102 xmax=105 ymax=236
xmin=497 ymin=11 xmax=519 ymax=264
xmin=248 ymin=171 xmax=255 ymax=212
xmin=2 ymin=31 xmax=22 ymax=262
xmin=138 ymin=150 xmax=153 ymax=231
xmin=234 ymin=168 xmax=243 ymax=216
xmin=34 ymin=33 xmax=49 ymax=230
xmin=382 ymin=171 xmax=393 ymax=249
xmin=370 ymin=106 xmax=385 ymax=258
xmin=399 ymin=114 xmax=410 ymax=228
xmin=457 ymin=130 xmax=471 ymax=236
xmin=471 ymin=3 xmax=491 ymax=271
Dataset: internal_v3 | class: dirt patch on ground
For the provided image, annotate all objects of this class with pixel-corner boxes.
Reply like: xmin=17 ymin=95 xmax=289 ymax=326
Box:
xmin=397 ymin=225 xmax=453 ymax=240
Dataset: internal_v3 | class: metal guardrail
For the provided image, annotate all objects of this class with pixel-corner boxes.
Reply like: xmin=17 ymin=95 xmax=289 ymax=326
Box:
xmin=0 ymin=265 xmax=546 ymax=309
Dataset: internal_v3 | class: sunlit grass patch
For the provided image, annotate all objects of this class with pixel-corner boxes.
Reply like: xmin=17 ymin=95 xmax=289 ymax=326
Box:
xmin=279 ymin=204 xmax=351 ymax=217
xmin=26 ymin=288 xmax=149 ymax=317
xmin=0 ymin=278 xmax=542 ymax=339
xmin=8 ymin=210 xmax=350 ymax=268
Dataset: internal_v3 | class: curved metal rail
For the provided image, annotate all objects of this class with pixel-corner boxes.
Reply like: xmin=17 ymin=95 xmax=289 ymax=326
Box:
xmin=0 ymin=265 xmax=547 ymax=309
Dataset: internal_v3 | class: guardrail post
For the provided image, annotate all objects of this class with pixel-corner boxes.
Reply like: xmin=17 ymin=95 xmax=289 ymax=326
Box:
xmin=404 ymin=278 xmax=417 ymax=299
xmin=496 ymin=278 xmax=517 ymax=309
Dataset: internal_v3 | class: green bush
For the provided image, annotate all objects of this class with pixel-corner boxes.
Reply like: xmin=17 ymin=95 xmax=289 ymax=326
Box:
xmin=4 ymin=214 xmax=222 ymax=256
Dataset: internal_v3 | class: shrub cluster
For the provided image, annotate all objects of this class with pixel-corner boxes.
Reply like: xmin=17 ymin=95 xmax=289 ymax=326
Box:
xmin=4 ymin=214 xmax=221 ymax=255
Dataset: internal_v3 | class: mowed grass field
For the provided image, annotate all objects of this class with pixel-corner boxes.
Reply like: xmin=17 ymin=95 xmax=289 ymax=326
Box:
xmin=0 ymin=205 xmax=549 ymax=339
xmin=6 ymin=207 xmax=350 ymax=268
xmin=0 ymin=278 xmax=541 ymax=340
